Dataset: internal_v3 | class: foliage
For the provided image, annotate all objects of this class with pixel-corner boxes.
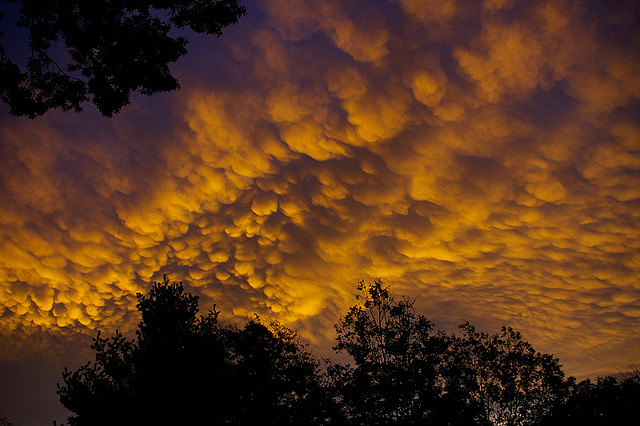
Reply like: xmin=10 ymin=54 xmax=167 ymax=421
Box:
xmin=58 ymin=277 xmax=637 ymax=425
xmin=541 ymin=371 xmax=640 ymax=425
xmin=57 ymin=275 xmax=322 ymax=425
xmin=0 ymin=0 xmax=246 ymax=117
xmin=331 ymin=279 xmax=445 ymax=425
xmin=330 ymin=280 xmax=570 ymax=425
xmin=444 ymin=323 xmax=569 ymax=425
xmin=230 ymin=319 xmax=331 ymax=425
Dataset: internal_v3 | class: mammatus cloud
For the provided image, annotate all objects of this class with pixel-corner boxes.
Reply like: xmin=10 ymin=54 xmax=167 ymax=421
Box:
xmin=1 ymin=0 xmax=639 ymax=379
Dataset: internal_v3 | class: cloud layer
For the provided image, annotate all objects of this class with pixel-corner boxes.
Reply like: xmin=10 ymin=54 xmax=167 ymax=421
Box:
xmin=1 ymin=0 xmax=639 ymax=378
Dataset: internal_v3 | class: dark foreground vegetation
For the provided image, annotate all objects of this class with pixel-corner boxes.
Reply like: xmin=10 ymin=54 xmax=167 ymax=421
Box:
xmin=56 ymin=277 xmax=639 ymax=425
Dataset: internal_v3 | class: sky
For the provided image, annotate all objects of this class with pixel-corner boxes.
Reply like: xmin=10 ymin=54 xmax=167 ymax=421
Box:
xmin=1 ymin=0 xmax=640 ymax=423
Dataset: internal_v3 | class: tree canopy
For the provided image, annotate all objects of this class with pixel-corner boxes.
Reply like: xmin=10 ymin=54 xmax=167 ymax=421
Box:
xmin=330 ymin=279 xmax=444 ymax=425
xmin=57 ymin=276 xmax=325 ymax=425
xmin=329 ymin=280 xmax=571 ymax=425
xmin=57 ymin=277 xmax=640 ymax=425
xmin=0 ymin=0 xmax=246 ymax=118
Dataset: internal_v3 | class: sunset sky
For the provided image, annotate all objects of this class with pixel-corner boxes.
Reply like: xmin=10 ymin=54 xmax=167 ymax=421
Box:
xmin=1 ymin=0 xmax=639 ymax=423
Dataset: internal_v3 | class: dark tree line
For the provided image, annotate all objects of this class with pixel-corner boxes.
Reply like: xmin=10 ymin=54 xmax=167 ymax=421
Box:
xmin=58 ymin=277 xmax=328 ymax=425
xmin=57 ymin=277 xmax=640 ymax=425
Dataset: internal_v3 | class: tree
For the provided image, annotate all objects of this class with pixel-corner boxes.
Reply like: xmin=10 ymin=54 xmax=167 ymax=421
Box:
xmin=57 ymin=275 xmax=324 ymax=425
xmin=59 ymin=276 xmax=620 ymax=425
xmin=57 ymin=277 xmax=221 ymax=425
xmin=331 ymin=279 xmax=572 ymax=426
xmin=444 ymin=323 xmax=569 ymax=426
xmin=330 ymin=279 xmax=446 ymax=425
xmin=230 ymin=319 xmax=332 ymax=425
xmin=541 ymin=370 xmax=640 ymax=425
xmin=0 ymin=0 xmax=246 ymax=118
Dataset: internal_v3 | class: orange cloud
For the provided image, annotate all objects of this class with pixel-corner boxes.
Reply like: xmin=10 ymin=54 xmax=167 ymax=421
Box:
xmin=1 ymin=0 xmax=639 ymax=382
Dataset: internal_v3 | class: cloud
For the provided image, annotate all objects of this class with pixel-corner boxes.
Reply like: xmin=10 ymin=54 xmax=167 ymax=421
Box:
xmin=0 ymin=0 xmax=639 ymax=379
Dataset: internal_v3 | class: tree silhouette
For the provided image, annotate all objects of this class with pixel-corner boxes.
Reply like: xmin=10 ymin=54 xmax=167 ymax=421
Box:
xmin=0 ymin=0 xmax=246 ymax=118
xmin=331 ymin=279 xmax=572 ymax=426
xmin=541 ymin=371 xmax=640 ymax=425
xmin=58 ymin=277 xmax=635 ymax=425
xmin=330 ymin=279 xmax=446 ymax=425
xmin=229 ymin=319 xmax=332 ymax=425
xmin=57 ymin=276 xmax=324 ymax=425
xmin=444 ymin=323 xmax=569 ymax=425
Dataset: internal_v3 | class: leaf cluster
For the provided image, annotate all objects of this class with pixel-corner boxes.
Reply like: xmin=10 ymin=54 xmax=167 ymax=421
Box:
xmin=0 ymin=0 xmax=246 ymax=117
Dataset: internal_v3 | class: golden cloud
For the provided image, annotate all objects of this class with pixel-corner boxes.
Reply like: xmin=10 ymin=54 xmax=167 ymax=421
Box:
xmin=1 ymin=0 xmax=639 ymax=379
